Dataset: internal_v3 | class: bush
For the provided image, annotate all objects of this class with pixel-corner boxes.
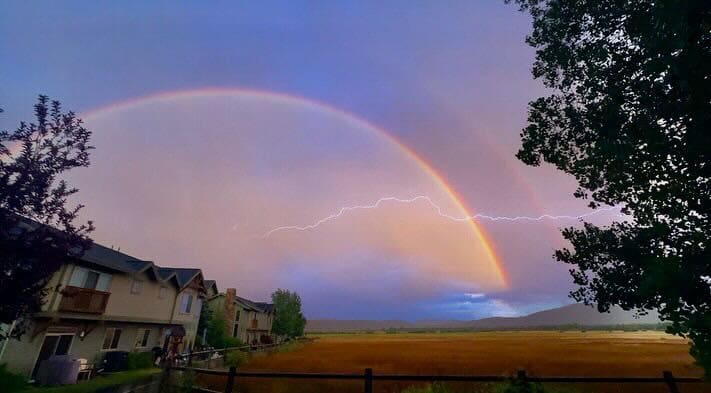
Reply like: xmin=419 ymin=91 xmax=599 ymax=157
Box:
xmin=400 ymin=382 xmax=450 ymax=393
xmin=0 ymin=364 xmax=26 ymax=393
xmin=127 ymin=351 xmax=154 ymax=370
xmin=224 ymin=336 xmax=245 ymax=348
xmin=493 ymin=380 xmax=579 ymax=393
xmin=224 ymin=350 xmax=248 ymax=368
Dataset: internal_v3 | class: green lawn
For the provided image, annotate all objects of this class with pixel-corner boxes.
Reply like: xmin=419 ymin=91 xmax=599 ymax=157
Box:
xmin=23 ymin=368 xmax=161 ymax=393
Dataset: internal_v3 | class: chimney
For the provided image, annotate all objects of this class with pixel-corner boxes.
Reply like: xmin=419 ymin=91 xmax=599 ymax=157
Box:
xmin=224 ymin=288 xmax=237 ymax=336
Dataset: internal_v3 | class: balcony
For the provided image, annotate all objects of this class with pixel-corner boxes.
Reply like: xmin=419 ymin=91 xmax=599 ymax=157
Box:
xmin=58 ymin=286 xmax=110 ymax=314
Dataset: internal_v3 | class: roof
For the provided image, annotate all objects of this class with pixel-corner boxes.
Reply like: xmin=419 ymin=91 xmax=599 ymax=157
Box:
xmin=256 ymin=302 xmax=274 ymax=313
xmin=77 ymin=243 xmax=201 ymax=290
xmin=234 ymin=295 xmax=274 ymax=314
xmin=204 ymin=280 xmax=218 ymax=292
xmin=80 ymin=243 xmax=151 ymax=274
xmin=10 ymin=214 xmax=205 ymax=292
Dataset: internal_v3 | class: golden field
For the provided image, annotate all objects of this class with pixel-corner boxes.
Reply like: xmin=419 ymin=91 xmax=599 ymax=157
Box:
xmin=192 ymin=331 xmax=708 ymax=393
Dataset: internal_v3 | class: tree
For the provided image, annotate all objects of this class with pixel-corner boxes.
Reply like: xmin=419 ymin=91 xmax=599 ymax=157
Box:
xmin=204 ymin=309 xmax=227 ymax=348
xmin=511 ymin=0 xmax=711 ymax=372
xmin=197 ymin=303 xmax=213 ymax=347
xmin=0 ymin=95 xmax=94 ymax=338
xmin=271 ymin=289 xmax=306 ymax=338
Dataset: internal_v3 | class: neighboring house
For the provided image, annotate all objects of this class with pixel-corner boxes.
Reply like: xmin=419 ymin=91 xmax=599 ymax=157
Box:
xmin=208 ymin=288 xmax=274 ymax=345
xmin=203 ymin=280 xmax=219 ymax=299
xmin=0 ymin=243 xmax=209 ymax=379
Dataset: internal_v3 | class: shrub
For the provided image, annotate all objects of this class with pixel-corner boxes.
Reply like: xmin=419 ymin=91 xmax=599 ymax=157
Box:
xmin=493 ymin=380 xmax=579 ymax=393
xmin=224 ymin=336 xmax=245 ymax=348
xmin=0 ymin=364 xmax=26 ymax=393
xmin=400 ymin=382 xmax=450 ymax=393
xmin=224 ymin=350 xmax=248 ymax=368
xmin=177 ymin=369 xmax=195 ymax=393
xmin=127 ymin=351 xmax=154 ymax=370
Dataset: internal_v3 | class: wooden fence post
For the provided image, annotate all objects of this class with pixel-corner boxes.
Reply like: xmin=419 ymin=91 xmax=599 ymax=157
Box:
xmin=224 ymin=366 xmax=236 ymax=393
xmin=364 ymin=368 xmax=373 ymax=393
xmin=516 ymin=369 xmax=527 ymax=382
xmin=159 ymin=362 xmax=172 ymax=392
xmin=663 ymin=371 xmax=679 ymax=393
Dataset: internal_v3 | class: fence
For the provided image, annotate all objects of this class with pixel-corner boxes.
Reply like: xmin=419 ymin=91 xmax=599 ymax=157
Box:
xmin=166 ymin=365 xmax=707 ymax=393
xmin=175 ymin=343 xmax=286 ymax=369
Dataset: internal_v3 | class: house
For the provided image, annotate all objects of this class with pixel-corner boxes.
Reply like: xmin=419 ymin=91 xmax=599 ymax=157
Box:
xmin=0 ymin=243 xmax=209 ymax=379
xmin=203 ymin=280 xmax=219 ymax=299
xmin=208 ymin=288 xmax=274 ymax=345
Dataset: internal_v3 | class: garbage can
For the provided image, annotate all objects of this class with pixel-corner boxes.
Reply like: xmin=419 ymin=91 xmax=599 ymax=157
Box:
xmin=103 ymin=351 xmax=129 ymax=372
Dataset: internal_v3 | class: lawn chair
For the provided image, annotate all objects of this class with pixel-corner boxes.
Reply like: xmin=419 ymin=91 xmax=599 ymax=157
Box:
xmin=77 ymin=358 xmax=94 ymax=381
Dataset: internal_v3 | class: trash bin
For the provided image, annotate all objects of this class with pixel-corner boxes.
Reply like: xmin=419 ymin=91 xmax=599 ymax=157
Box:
xmin=103 ymin=351 xmax=129 ymax=372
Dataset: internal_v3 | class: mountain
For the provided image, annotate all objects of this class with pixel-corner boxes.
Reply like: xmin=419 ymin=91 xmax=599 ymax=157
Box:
xmin=305 ymin=304 xmax=661 ymax=332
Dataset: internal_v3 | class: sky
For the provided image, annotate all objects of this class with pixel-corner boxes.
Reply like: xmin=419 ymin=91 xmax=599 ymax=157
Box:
xmin=0 ymin=1 xmax=621 ymax=320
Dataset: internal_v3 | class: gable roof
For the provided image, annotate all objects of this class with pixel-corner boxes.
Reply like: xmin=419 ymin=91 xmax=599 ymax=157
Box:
xmin=234 ymin=295 xmax=274 ymax=314
xmin=11 ymin=214 xmax=203 ymax=291
xmin=79 ymin=243 xmax=149 ymax=274
xmin=204 ymin=279 xmax=218 ymax=293
xmin=161 ymin=267 xmax=202 ymax=289
xmin=77 ymin=244 xmax=199 ymax=290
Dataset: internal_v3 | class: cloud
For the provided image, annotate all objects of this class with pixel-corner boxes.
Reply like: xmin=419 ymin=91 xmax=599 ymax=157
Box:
xmin=72 ymin=93 xmax=504 ymax=312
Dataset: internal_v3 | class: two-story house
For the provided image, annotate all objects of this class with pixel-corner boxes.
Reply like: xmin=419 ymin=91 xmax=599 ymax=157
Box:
xmin=0 ymin=243 xmax=209 ymax=379
xmin=207 ymin=288 xmax=274 ymax=345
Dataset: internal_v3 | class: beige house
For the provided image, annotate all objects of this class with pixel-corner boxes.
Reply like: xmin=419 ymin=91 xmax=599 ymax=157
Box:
xmin=208 ymin=288 xmax=274 ymax=345
xmin=0 ymin=243 xmax=209 ymax=379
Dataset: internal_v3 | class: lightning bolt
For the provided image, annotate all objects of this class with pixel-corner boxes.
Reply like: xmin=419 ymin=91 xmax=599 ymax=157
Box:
xmin=261 ymin=196 xmax=621 ymax=238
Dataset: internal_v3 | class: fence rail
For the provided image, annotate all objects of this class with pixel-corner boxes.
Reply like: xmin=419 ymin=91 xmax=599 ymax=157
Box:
xmin=167 ymin=365 xmax=707 ymax=393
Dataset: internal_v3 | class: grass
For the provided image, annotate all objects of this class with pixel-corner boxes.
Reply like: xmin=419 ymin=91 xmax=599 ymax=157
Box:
xmin=191 ymin=330 xmax=707 ymax=393
xmin=23 ymin=368 xmax=161 ymax=393
xmin=400 ymin=381 xmax=581 ymax=393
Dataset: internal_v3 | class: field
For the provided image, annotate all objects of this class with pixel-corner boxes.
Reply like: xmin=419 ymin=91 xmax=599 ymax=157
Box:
xmin=192 ymin=331 xmax=707 ymax=393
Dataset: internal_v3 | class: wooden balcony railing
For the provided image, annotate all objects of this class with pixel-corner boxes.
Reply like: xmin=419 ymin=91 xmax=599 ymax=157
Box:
xmin=58 ymin=285 xmax=110 ymax=314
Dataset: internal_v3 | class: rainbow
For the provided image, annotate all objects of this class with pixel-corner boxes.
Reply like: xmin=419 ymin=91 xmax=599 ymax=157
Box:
xmin=79 ymin=87 xmax=509 ymax=289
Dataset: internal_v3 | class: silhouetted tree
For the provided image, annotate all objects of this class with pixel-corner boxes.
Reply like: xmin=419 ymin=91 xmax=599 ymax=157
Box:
xmin=0 ymin=95 xmax=94 ymax=338
xmin=271 ymin=289 xmax=306 ymax=338
xmin=511 ymin=0 xmax=711 ymax=373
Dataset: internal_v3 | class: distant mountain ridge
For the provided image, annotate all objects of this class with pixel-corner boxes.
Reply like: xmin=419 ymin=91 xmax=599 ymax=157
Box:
xmin=306 ymin=304 xmax=661 ymax=332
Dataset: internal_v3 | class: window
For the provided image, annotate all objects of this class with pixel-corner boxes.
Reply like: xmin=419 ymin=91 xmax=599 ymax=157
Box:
xmin=70 ymin=267 xmax=111 ymax=291
xmin=159 ymin=286 xmax=168 ymax=299
xmin=130 ymin=279 xmax=143 ymax=295
xmin=233 ymin=323 xmax=239 ymax=338
xmin=102 ymin=328 xmax=122 ymax=350
xmin=134 ymin=329 xmax=151 ymax=348
xmin=180 ymin=293 xmax=193 ymax=313
xmin=235 ymin=310 xmax=241 ymax=322
xmin=84 ymin=271 xmax=100 ymax=289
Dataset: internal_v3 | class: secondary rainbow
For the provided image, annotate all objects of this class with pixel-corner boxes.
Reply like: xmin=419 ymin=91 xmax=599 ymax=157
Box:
xmin=80 ymin=87 xmax=509 ymax=289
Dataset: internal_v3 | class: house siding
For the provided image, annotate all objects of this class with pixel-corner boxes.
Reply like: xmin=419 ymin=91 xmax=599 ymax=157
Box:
xmin=171 ymin=287 xmax=202 ymax=349
xmin=2 ymin=321 xmax=167 ymax=378
xmin=207 ymin=289 xmax=273 ymax=345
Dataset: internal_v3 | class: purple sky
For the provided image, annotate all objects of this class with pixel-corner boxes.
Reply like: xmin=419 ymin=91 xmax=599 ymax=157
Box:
xmin=0 ymin=1 xmax=620 ymax=320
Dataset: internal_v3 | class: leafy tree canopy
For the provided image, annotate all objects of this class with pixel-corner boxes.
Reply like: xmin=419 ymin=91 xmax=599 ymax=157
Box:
xmin=0 ymin=96 xmax=94 ymax=337
xmin=512 ymin=0 xmax=711 ymax=373
xmin=271 ymin=289 xmax=306 ymax=338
